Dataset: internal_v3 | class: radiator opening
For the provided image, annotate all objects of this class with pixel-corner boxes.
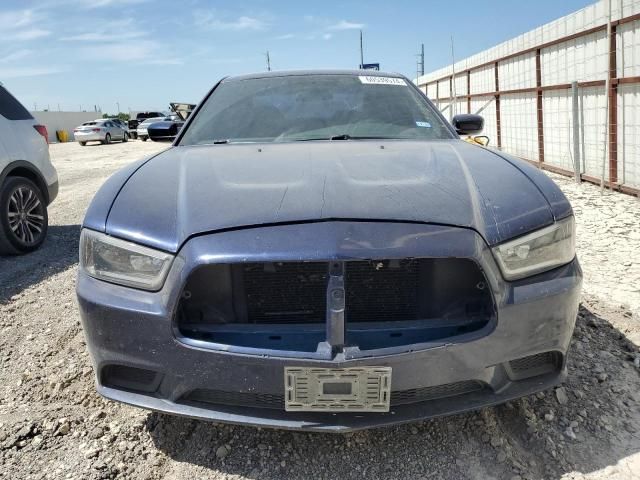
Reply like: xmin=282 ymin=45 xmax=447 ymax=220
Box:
xmin=176 ymin=258 xmax=494 ymax=352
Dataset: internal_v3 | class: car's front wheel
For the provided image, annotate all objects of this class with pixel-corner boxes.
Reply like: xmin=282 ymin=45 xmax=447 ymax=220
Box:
xmin=122 ymin=132 xmax=129 ymax=143
xmin=0 ymin=177 xmax=49 ymax=255
xmin=79 ymin=141 xmax=86 ymax=146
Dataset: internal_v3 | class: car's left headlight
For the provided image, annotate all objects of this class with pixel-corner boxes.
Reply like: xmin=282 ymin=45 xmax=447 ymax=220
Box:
xmin=492 ymin=216 xmax=575 ymax=281
xmin=80 ymin=229 xmax=174 ymax=291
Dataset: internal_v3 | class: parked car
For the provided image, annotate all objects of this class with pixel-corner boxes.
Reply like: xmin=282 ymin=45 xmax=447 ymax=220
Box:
xmin=146 ymin=104 xmax=196 ymax=142
xmin=128 ymin=112 xmax=166 ymax=138
xmin=147 ymin=117 xmax=186 ymax=142
xmin=0 ymin=84 xmax=58 ymax=254
xmin=74 ymin=119 xmax=128 ymax=146
xmin=78 ymin=70 xmax=581 ymax=432
xmin=136 ymin=116 xmax=169 ymax=141
xmin=107 ymin=118 xmax=132 ymax=139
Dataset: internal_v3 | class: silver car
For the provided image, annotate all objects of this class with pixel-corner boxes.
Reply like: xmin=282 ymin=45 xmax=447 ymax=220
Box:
xmin=74 ymin=119 xmax=129 ymax=146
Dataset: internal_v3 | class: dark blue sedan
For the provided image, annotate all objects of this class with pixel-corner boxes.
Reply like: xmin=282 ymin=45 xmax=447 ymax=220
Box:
xmin=77 ymin=70 xmax=581 ymax=432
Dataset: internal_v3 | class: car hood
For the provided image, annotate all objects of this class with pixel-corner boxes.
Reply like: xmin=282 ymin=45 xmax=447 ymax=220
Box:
xmin=105 ymin=140 xmax=563 ymax=252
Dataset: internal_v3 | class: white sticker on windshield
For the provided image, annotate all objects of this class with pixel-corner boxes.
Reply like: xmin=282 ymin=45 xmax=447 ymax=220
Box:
xmin=415 ymin=121 xmax=431 ymax=128
xmin=358 ymin=76 xmax=406 ymax=86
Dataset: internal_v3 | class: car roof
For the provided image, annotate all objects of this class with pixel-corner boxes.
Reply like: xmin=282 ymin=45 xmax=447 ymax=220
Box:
xmin=223 ymin=69 xmax=405 ymax=83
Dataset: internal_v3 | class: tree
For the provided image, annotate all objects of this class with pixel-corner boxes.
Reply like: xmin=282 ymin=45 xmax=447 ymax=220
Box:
xmin=102 ymin=112 xmax=130 ymax=121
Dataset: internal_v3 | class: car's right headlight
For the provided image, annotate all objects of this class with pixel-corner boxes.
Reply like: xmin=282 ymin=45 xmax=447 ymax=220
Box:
xmin=79 ymin=229 xmax=174 ymax=291
xmin=492 ymin=216 xmax=575 ymax=281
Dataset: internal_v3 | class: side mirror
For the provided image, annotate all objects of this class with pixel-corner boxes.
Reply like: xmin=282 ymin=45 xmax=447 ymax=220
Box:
xmin=452 ymin=114 xmax=484 ymax=135
xmin=147 ymin=121 xmax=179 ymax=142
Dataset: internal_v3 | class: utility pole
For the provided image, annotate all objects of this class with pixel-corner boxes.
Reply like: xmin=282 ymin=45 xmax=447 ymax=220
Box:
xmin=359 ymin=30 xmax=364 ymax=68
xmin=265 ymin=51 xmax=271 ymax=71
xmin=416 ymin=43 xmax=424 ymax=79
xmin=450 ymin=36 xmax=457 ymax=118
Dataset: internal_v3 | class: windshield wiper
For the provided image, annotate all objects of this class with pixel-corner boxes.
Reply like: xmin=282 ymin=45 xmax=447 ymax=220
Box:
xmin=329 ymin=134 xmax=352 ymax=140
xmin=291 ymin=134 xmax=397 ymax=142
xmin=330 ymin=134 xmax=398 ymax=140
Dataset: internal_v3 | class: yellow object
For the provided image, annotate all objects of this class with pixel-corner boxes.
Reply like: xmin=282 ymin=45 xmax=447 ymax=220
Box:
xmin=464 ymin=135 xmax=490 ymax=147
xmin=56 ymin=130 xmax=68 ymax=143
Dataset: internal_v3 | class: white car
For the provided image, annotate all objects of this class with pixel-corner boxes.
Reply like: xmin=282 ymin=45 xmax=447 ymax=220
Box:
xmin=74 ymin=119 xmax=129 ymax=146
xmin=136 ymin=116 xmax=167 ymax=141
xmin=0 ymin=84 xmax=58 ymax=254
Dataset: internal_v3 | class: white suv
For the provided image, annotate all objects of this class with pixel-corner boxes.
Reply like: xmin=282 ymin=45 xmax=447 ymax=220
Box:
xmin=0 ymin=84 xmax=58 ymax=255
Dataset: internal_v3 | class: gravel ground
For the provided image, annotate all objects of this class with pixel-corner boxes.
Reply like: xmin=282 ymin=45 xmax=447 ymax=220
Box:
xmin=0 ymin=142 xmax=639 ymax=480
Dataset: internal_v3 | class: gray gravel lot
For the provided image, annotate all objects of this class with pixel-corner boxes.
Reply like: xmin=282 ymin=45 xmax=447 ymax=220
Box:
xmin=0 ymin=142 xmax=639 ymax=480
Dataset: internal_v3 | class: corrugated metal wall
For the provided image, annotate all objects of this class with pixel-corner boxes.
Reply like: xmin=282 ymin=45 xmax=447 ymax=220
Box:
xmin=416 ymin=0 xmax=640 ymax=195
xmin=30 ymin=111 xmax=103 ymax=142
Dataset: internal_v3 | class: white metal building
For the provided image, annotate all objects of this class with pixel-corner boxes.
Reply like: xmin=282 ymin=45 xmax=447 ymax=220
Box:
xmin=416 ymin=0 xmax=640 ymax=195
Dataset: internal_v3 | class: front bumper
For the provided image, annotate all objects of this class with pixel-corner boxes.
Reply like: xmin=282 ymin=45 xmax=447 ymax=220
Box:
xmin=46 ymin=180 xmax=59 ymax=205
xmin=77 ymin=221 xmax=582 ymax=432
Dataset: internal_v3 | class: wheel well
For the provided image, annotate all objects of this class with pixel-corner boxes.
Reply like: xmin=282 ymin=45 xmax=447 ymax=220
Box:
xmin=3 ymin=166 xmax=49 ymax=204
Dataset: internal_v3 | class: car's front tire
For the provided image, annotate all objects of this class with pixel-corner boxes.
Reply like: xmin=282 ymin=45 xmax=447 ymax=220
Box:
xmin=0 ymin=177 xmax=49 ymax=255
xmin=79 ymin=141 xmax=86 ymax=146
xmin=122 ymin=132 xmax=129 ymax=143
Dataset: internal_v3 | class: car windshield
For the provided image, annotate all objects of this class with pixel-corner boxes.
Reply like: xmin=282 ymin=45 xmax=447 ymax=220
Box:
xmin=140 ymin=117 xmax=164 ymax=125
xmin=179 ymin=74 xmax=453 ymax=145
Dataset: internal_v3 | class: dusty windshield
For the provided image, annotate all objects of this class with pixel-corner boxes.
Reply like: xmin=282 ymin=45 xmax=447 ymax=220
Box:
xmin=179 ymin=74 xmax=453 ymax=145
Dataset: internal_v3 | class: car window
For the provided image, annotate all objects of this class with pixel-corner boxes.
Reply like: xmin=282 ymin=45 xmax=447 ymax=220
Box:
xmin=83 ymin=122 xmax=97 ymax=126
xmin=180 ymin=74 xmax=453 ymax=145
xmin=0 ymin=86 xmax=34 ymax=120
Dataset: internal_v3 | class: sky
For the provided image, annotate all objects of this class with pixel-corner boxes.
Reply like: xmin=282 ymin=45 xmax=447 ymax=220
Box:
xmin=0 ymin=0 xmax=595 ymax=114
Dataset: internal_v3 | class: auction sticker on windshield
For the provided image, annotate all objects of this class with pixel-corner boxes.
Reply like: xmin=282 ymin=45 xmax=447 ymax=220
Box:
xmin=358 ymin=76 xmax=406 ymax=86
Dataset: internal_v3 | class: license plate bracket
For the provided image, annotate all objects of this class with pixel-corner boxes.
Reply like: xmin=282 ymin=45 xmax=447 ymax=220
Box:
xmin=284 ymin=367 xmax=391 ymax=412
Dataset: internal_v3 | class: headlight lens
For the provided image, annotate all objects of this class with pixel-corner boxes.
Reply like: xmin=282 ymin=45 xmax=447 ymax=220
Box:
xmin=80 ymin=229 xmax=174 ymax=290
xmin=492 ymin=216 xmax=575 ymax=281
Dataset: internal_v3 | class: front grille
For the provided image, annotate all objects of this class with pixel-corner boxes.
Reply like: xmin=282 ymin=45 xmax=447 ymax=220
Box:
xmin=243 ymin=262 xmax=328 ymax=323
xmin=177 ymin=257 xmax=494 ymax=350
xmin=101 ymin=365 xmax=161 ymax=394
xmin=508 ymin=351 xmax=562 ymax=380
xmin=179 ymin=380 xmax=487 ymax=410
xmin=346 ymin=260 xmax=420 ymax=322
xmin=183 ymin=389 xmax=285 ymax=409
xmin=390 ymin=380 xmax=484 ymax=405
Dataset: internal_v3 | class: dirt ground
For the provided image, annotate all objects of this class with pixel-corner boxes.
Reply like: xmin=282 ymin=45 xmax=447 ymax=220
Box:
xmin=0 ymin=141 xmax=639 ymax=480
